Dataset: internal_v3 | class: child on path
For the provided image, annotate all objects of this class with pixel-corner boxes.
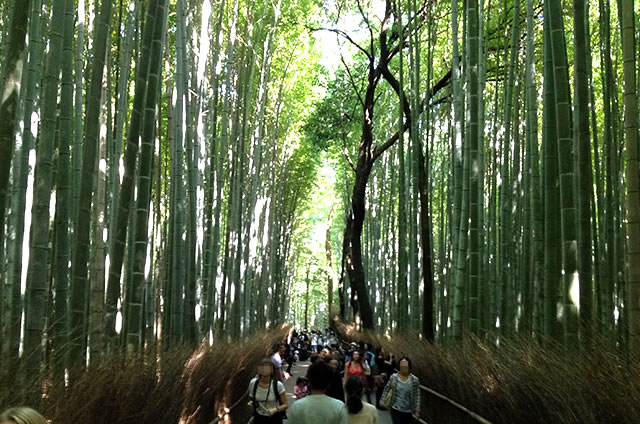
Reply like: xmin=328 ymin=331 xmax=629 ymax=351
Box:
xmin=294 ymin=377 xmax=311 ymax=399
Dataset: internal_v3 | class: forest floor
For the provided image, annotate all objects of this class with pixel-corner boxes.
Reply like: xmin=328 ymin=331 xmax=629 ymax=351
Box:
xmin=282 ymin=360 xmax=392 ymax=424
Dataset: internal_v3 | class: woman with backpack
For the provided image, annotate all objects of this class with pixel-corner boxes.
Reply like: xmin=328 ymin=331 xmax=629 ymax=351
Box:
xmin=380 ymin=356 xmax=420 ymax=424
xmin=248 ymin=358 xmax=289 ymax=423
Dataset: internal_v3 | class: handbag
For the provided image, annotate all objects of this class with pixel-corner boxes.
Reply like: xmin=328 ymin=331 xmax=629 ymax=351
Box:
xmin=383 ymin=375 xmax=398 ymax=409
xmin=374 ymin=374 xmax=386 ymax=387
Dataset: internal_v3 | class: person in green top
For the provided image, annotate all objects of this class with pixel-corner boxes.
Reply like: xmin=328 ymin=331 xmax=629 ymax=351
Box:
xmin=287 ymin=360 xmax=348 ymax=424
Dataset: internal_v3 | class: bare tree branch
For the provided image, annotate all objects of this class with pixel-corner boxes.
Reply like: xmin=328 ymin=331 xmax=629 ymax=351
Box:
xmin=372 ymin=68 xmax=451 ymax=161
xmin=340 ymin=52 xmax=365 ymax=108
xmin=343 ymin=145 xmax=357 ymax=173
xmin=307 ymin=25 xmax=373 ymax=61
xmin=386 ymin=0 xmax=432 ymax=62
xmin=356 ymin=0 xmax=375 ymax=52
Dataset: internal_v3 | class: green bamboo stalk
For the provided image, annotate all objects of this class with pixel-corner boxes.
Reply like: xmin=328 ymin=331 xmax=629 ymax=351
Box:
xmin=69 ymin=0 xmax=115 ymax=375
xmin=620 ymin=0 xmax=640 ymax=355
xmin=23 ymin=0 xmax=68 ymax=390
xmin=573 ymin=0 xmax=594 ymax=346
xmin=72 ymin=0 xmax=85 ymax=220
xmin=126 ymin=0 xmax=168 ymax=352
xmin=542 ymin=4 xmax=562 ymax=342
xmin=104 ymin=0 xmax=158 ymax=351
xmin=3 ymin=0 xmax=43 ymax=364
xmin=524 ymin=0 xmax=540 ymax=336
xmin=547 ymin=0 xmax=579 ymax=346
xmin=51 ymin=0 xmax=75 ymax=383
xmin=467 ymin=0 xmax=482 ymax=336
xmin=0 ymin=0 xmax=32 ymax=273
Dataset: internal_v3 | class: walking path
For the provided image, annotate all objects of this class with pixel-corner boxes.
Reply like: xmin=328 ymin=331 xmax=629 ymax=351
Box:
xmin=282 ymin=360 xmax=391 ymax=424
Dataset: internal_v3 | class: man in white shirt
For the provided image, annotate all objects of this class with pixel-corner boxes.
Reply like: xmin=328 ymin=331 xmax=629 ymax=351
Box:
xmin=287 ymin=361 xmax=348 ymax=424
xmin=270 ymin=343 xmax=285 ymax=381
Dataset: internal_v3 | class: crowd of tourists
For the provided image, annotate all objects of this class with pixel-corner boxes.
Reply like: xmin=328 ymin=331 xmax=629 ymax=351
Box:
xmin=0 ymin=328 xmax=420 ymax=424
xmin=248 ymin=328 xmax=421 ymax=424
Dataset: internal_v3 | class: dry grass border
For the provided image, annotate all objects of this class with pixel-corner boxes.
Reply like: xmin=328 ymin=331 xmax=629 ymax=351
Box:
xmin=1 ymin=326 xmax=289 ymax=424
xmin=334 ymin=321 xmax=640 ymax=424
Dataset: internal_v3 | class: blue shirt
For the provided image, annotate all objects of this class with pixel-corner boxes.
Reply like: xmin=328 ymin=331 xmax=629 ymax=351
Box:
xmin=393 ymin=377 xmax=412 ymax=413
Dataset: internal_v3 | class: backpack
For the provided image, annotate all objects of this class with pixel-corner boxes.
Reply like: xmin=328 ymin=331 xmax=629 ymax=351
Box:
xmin=251 ymin=378 xmax=286 ymax=419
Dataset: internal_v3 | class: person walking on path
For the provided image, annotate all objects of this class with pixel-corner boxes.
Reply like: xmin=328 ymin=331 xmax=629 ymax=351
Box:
xmin=287 ymin=360 xmax=347 ymax=424
xmin=248 ymin=358 xmax=289 ymax=423
xmin=326 ymin=357 xmax=346 ymax=402
xmin=345 ymin=350 xmax=366 ymax=389
xmin=294 ymin=376 xmax=311 ymax=399
xmin=374 ymin=347 xmax=394 ymax=409
xmin=380 ymin=357 xmax=420 ymax=424
xmin=345 ymin=376 xmax=378 ymax=424
xmin=271 ymin=342 xmax=290 ymax=381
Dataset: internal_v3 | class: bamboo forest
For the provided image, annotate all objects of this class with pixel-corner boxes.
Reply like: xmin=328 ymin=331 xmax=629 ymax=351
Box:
xmin=1 ymin=0 xmax=640 ymax=422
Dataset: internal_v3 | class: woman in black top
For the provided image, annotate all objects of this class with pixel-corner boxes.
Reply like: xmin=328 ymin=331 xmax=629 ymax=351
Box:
xmin=325 ymin=357 xmax=345 ymax=402
xmin=374 ymin=347 xmax=394 ymax=409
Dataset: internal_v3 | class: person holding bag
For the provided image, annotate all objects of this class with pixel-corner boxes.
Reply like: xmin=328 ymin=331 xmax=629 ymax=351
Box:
xmin=380 ymin=357 xmax=420 ymax=424
xmin=248 ymin=358 xmax=289 ymax=423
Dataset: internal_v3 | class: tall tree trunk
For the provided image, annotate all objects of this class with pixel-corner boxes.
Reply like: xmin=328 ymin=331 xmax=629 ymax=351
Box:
xmin=109 ymin=0 xmax=137 ymax=286
xmin=0 ymin=0 xmax=32 ymax=259
xmin=90 ymin=60 xmax=109 ymax=364
xmin=72 ymin=0 xmax=85 ymax=223
xmin=202 ymin=0 xmax=226 ymax=337
xmin=3 ymin=0 xmax=43 ymax=365
xmin=23 ymin=0 xmax=68 ymax=393
xmin=105 ymin=0 xmax=158 ymax=351
xmin=525 ymin=0 xmax=541 ymax=337
xmin=573 ymin=0 xmax=594 ymax=346
xmin=342 ymin=1 xmax=450 ymax=331
xmin=126 ymin=0 xmax=167 ymax=352
xmin=498 ymin=0 xmax=520 ymax=335
xmin=547 ymin=0 xmax=579 ymax=345
xmin=598 ymin=0 xmax=616 ymax=335
xmin=326 ymin=206 xmax=336 ymax=318
xmin=467 ymin=0 xmax=483 ymax=336
xmin=212 ymin=0 xmax=239 ymax=335
xmin=396 ymin=4 xmax=408 ymax=331
xmin=179 ymin=0 xmax=199 ymax=346
xmin=450 ymin=0 xmax=465 ymax=340
xmin=51 ymin=0 xmax=75 ymax=384
xmin=621 ymin=0 xmax=640 ymax=355
xmin=69 ymin=0 xmax=114 ymax=376
xmin=542 ymin=7 xmax=562 ymax=341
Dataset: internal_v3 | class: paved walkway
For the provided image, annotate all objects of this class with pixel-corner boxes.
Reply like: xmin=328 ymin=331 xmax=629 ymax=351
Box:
xmin=282 ymin=360 xmax=391 ymax=424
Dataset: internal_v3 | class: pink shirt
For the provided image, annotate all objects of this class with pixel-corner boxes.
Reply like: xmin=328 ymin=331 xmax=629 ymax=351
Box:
xmin=346 ymin=362 xmax=364 ymax=377
xmin=294 ymin=384 xmax=309 ymax=399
